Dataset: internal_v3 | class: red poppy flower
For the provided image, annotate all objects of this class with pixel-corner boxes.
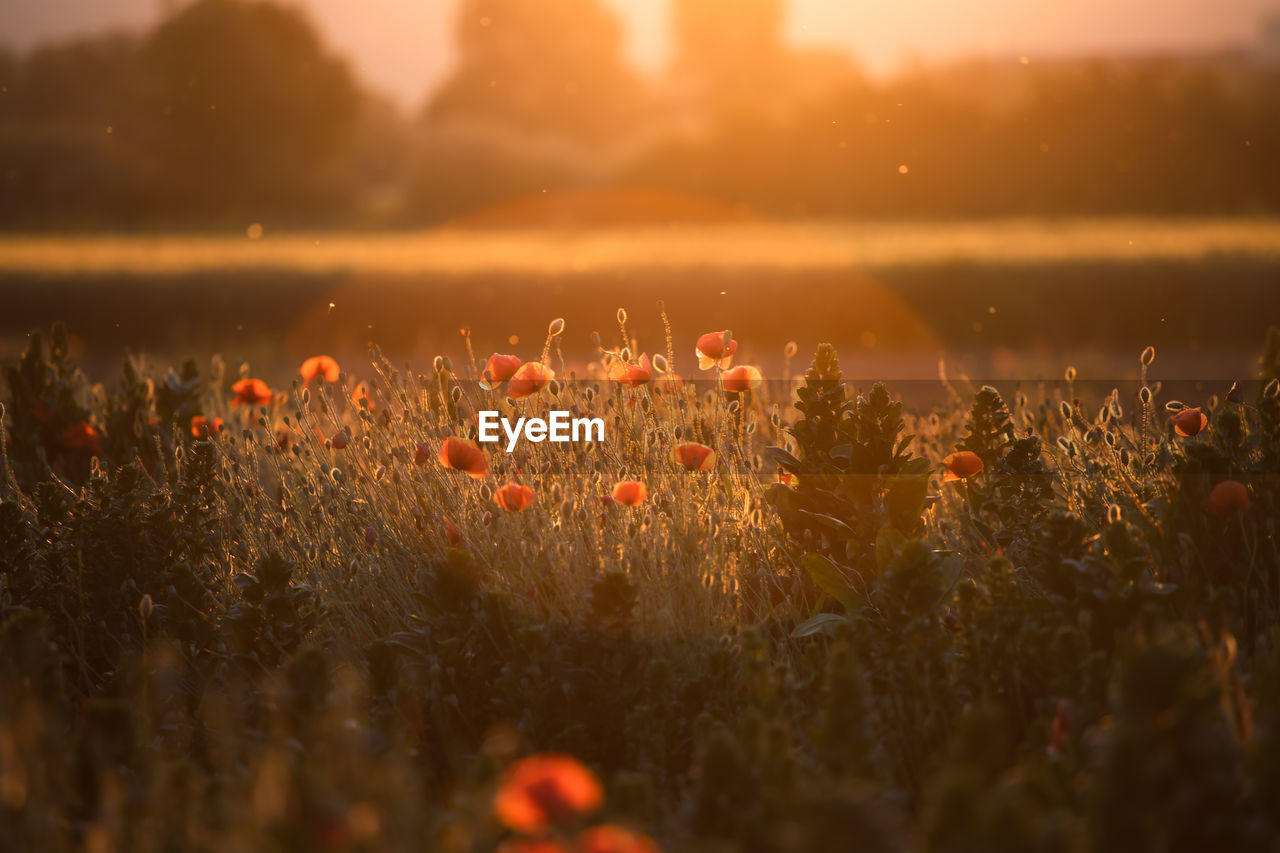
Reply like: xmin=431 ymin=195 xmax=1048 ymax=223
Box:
xmin=943 ymin=451 xmax=984 ymax=481
xmin=1172 ymin=407 xmax=1208 ymax=438
xmin=191 ymin=415 xmax=224 ymax=438
xmin=672 ymin=443 xmax=717 ymax=471
xmin=444 ymin=518 xmax=462 ymax=546
xmin=610 ymin=354 xmax=652 ymax=388
xmin=493 ymin=753 xmax=603 ymax=833
xmin=329 ymin=430 xmax=349 ymax=450
xmin=696 ymin=330 xmax=738 ymax=370
xmin=231 ymin=378 xmax=272 ymax=407
xmin=1206 ymin=480 xmax=1251 ymax=517
xmin=300 ymin=355 xmax=340 ymax=385
xmin=611 ymin=480 xmax=648 ymax=506
xmin=497 ymin=841 xmax=569 ymax=853
xmin=577 ymin=825 xmax=661 ymax=853
xmin=508 ymin=362 xmax=554 ymax=399
xmin=495 ymin=482 xmax=537 ymax=512
xmin=481 ymin=353 xmax=523 ymax=390
xmin=438 ymin=436 xmax=489 ymax=479
xmin=62 ymin=422 xmax=102 ymax=455
xmin=721 ymin=364 xmax=763 ymax=393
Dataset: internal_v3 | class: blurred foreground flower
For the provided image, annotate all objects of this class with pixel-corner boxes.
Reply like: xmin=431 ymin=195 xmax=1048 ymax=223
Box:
xmin=493 ymin=753 xmax=603 ymax=833
xmin=578 ymin=825 xmax=661 ymax=853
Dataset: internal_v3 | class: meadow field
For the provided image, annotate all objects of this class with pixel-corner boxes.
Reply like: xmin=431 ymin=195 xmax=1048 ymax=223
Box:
xmin=2 ymin=219 xmax=1280 ymax=851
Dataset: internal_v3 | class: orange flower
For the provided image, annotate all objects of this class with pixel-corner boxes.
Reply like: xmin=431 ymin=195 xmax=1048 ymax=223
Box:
xmin=672 ymin=443 xmax=717 ymax=471
xmin=611 ymin=480 xmax=648 ymax=506
xmin=696 ymin=330 xmax=738 ymax=370
xmin=577 ymin=825 xmax=661 ymax=853
xmin=191 ymin=415 xmax=224 ymax=438
xmin=508 ymin=362 xmax=555 ymax=399
xmin=438 ymin=436 xmax=489 ymax=479
xmin=1172 ymin=406 xmax=1208 ymax=438
xmin=481 ymin=353 xmax=523 ymax=390
xmin=493 ymin=753 xmax=603 ymax=833
xmin=495 ymin=482 xmax=537 ymax=512
xmin=943 ymin=451 xmax=984 ymax=481
xmin=329 ymin=430 xmax=349 ymax=450
xmin=497 ymin=841 xmax=570 ymax=853
xmin=1206 ymin=480 xmax=1251 ymax=517
xmin=444 ymin=518 xmax=462 ymax=546
xmin=300 ymin=355 xmax=340 ymax=385
xmin=62 ymin=422 xmax=102 ymax=455
xmin=610 ymin=354 xmax=652 ymax=388
xmin=721 ymin=364 xmax=763 ymax=393
xmin=231 ymin=378 xmax=272 ymax=407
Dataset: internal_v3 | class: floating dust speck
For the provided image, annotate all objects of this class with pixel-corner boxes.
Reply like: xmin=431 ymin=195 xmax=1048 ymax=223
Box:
xmin=246 ymin=223 xmax=264 ymax=240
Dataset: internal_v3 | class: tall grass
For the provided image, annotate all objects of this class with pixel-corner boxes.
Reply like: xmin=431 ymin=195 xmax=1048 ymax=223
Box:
xmin=2 ymin=315 xmax=1279 ymax=851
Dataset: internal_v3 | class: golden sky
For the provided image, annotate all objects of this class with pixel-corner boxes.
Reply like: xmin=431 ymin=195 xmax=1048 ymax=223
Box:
xmin=4 ymin=0 xmax=1276 ymax=106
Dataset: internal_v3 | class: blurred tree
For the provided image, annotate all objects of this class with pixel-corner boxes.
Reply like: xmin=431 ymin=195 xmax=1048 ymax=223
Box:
xmin=132 ymin=0 xmax=362 ymax=222
xmin=427 ymin=0 xmax=647 ymax=145
xmin=670 ymin=0 xmax=787 ymax=114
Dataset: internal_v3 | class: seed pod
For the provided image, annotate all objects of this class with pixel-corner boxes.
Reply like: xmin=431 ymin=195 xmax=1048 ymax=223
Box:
xmin=1141 ymin=346 xmax=1155 ymax=367
xmin=1059 ymin=401 xmax=1073 ymax=419
xmin=1065 ymin=366 xmax=1077 ymax=383
xmin=451 ymin=386 xmax=463 ymax=403
xmin=549 ymin=318 xmax=565 ymax=337
xmin=653 ymin=353 xmax=669 ymax=374
xmin=1164 ymin=400 xmax=1186 ymax=412
xmin=1139 ymin=386 xmax=1152 ymax=405
xmin=617 ymin=308 xmax=628 ymax=325
xmin=784 ymin=341 xmax=798 ymax=358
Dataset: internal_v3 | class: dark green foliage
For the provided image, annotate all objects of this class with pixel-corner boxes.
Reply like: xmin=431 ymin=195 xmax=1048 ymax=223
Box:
xmin=3 ymin=331 xmax=1280 ymax=851
xmin=767 ymin=343 xmax=931 ymax=587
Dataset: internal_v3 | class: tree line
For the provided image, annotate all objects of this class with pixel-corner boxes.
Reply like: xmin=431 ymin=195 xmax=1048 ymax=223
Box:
xmin=1 ymin=0 xmax=1278 ymax=229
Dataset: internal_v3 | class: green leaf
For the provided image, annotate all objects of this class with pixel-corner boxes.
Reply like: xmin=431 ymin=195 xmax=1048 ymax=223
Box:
xmin=802 ymin=552 xmax=863 ymax=612
xmin=790 ymin=612 xmax=851 ymax=638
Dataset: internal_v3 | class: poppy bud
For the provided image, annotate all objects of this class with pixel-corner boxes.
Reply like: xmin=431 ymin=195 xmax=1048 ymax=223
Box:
xmin=549 ymin=318 xmax=565 ymax=337
xmin=1141 ymin=346 xmax=1155 ymax=367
